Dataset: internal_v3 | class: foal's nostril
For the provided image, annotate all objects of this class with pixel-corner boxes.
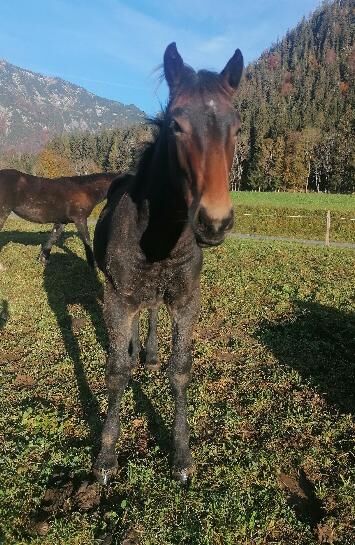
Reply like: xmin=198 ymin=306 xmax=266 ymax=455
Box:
xmin=197 ymin=207 xmax=234 ymax=236
xmin=223 ymin=209 xmax=234 ymax=231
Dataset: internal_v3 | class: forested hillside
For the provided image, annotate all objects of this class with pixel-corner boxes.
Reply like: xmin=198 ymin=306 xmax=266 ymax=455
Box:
xmin=233 ymin=0 xmax=354 ymax=193
xmin=1 ymin=0 xmax=353 ymax=192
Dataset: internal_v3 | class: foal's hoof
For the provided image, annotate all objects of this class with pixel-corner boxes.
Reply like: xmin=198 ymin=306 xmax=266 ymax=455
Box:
xmin=38 ymin=253 xmax=49 ymax=266
xmin=145 ymin=360 xmax=161 ymax=372
xmin=92 ymin=456 xmax=118 ymax=485
xmin=172 ymin=465 xmax=195 ymax=486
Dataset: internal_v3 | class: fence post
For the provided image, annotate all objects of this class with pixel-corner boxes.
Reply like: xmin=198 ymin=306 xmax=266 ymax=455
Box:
xmin=325 ymin=210 xmax=331 ymax=246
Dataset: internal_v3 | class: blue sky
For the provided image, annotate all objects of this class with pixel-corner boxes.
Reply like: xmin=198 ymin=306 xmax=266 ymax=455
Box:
xmin=0 ymin=0 xmax=321 ymax=114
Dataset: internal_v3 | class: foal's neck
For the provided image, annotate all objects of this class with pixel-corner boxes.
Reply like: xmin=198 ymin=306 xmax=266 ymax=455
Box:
xmin=136 ymin=128 xmax=192 ymax=261
xmin=147 ymin=131 xmax=186 ymax=219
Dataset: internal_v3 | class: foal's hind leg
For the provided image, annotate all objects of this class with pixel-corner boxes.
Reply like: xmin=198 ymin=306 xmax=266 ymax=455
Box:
xmin=74 ymin=218 xmax=95 ymax=268
xmin=167 ymin=289 xmax=200 ymax=484
xmin=38 ymin=223 xmax=65 ymax=265
xmin=145 ymin=307 xmax=160 ymax=371
xmin=93 ymin=284 xmax=135 ymax=484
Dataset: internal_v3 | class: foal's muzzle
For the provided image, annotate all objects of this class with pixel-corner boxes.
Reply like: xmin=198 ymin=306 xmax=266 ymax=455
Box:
xmin=193 ymin=207 xmax=234 ymax=247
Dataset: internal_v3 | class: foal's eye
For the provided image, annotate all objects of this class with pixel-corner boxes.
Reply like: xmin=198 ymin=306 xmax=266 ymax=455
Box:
xmin=170 ymin=119 xmax=183 ymax=134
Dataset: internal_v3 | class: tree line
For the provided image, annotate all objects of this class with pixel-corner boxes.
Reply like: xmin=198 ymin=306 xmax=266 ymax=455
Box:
xmin=0 ymin=0 xmax=353 ymax=193
xmin=233 ymin=0 xmax=354 ymax=193
xmin=0 ymin=124 xmax=152 ymax=179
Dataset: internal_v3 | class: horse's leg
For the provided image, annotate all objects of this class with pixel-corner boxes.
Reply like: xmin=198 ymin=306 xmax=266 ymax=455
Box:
xmin=74 ymin=218 xmax=95 ymax=268
xmin=93 ymin=284 xmax=134 ymax=484
xmin=0 ymin=210 xmax=10 ymax=232
xmin=145 ymin=307 xmax=160 ymax=371
xmin=0 ymin=209 xmax=11 ymax=267
xmin=130 ymin=314 xmax=141 ymax=368
xmin=38 ymin=223 xmax=65 ymax=265
xmin=167 ymin=288 xmax=200 ymax=484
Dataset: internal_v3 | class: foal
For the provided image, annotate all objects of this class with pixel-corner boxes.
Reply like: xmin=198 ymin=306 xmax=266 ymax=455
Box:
xmin=0 ymin=169 xmax=118 ymax=266
xmin=93 ymin=43 xmax=243 ymax=484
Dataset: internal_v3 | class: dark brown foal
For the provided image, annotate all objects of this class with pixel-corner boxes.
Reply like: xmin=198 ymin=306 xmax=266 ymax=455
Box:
xmin=93 ymin=43 xmax=243 ymax=484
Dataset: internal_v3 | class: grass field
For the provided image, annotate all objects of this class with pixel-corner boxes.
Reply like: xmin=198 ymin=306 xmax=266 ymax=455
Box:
xmin=230 ymin=192 xmax=355 ymax=212
xmin=0 ymin=219 xmax=354 ymax=545
xmin=230 ymin=193 xmax=355 ymax=244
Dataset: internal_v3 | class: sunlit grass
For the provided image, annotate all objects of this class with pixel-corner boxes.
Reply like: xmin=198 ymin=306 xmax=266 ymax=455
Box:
xmin=0 ymin=219 xmax=354 ymax=544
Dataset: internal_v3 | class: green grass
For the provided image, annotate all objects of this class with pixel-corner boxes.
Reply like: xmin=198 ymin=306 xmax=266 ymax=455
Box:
xmin=0 ymin=219 xmax=354 ymax=545
xmin=230 ymin=193 xmax=355 ymax=244
xmin=231 ymin=192 xmax=355 ymax=212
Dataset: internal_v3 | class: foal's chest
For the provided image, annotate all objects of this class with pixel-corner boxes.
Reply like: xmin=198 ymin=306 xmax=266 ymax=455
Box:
xmin=113 ymin=248 xmax=201 ymax=308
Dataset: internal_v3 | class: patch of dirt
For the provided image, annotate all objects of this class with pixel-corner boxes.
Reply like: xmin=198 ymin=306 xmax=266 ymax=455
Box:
xmin=279 ymin=469 xmax=326 ymax=539
xmin=42 ymin=481 xmax=74 ymax=513
xmin=71 ymin=316 xmax=89 ymax=333
xmin=195 ymin=318 xmax=225 ymax=341
xmin=316 ymin=522 xmax=336 ymax=544
xmin=133 ymin=425 xmax=150 ymax=456
xmin=74 ymin=481 xmax=101 ymax=511
xmin=0 ymin=348 xmax=24 ymax=364
xmin=218 ymin=351 xmax=236 ymax=363
xmin=14 ymin=374 xmax=35 ymax=388
xmin=206 ymin=377 xmax=234 ymax=401
xmin=33 ymin=470 xmax=101 ymax=534
xmin=122 ymin=528 xmax=141 ymax=545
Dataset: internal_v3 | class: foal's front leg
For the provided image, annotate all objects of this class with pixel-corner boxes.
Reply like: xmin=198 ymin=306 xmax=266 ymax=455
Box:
xmin=93 ymin=284 xmax=135 ymax=484
xmin=167 ymin=289 xmax=200 ymax=484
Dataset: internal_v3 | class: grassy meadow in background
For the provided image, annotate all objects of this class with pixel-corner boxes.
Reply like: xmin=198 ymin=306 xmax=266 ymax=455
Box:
xmin=230 ymin=192 xmax=355 ymax=244
xmin=0 ymin=217 xmax=354 ymax=545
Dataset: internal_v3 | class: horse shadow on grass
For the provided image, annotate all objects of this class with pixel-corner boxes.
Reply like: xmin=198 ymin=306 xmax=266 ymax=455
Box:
xmin=34 ymin=246 xmax=170 ymax=536
xmin=0 ymin=228 xmax=76 ymax=254
xmin=43 ymin=247 xmax=106 ymax=448
xmin=257 ymin=300 xmax=355 ymax=415
xmin=0 ymin=299 xmax=9 ymax=328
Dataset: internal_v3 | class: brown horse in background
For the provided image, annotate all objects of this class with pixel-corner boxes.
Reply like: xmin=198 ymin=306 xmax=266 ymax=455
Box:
xmin=0 ymin=169 xmax=118 ymax=266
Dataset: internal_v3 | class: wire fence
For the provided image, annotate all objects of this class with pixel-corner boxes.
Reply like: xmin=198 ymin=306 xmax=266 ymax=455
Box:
xmin=234 ymin=209 xmax=355 ymax=247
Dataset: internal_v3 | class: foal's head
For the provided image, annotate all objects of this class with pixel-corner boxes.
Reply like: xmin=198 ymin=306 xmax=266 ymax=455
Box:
xmin=164 ymin=42 xmax=243 ymax=247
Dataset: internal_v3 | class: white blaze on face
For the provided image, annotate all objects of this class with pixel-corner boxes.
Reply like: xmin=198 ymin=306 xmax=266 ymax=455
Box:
xmin=208 ymin=99 xmax=216 ymax=112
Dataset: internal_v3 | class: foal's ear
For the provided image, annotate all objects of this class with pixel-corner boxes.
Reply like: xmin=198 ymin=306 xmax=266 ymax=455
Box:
xmin=220 ymin=49 xmax=244 ymax=94
xmin=164 ymin=42 xmax=184 ymax=93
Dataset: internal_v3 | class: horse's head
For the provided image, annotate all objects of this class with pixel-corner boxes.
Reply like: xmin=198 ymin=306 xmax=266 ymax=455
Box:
xmin=164 ymin=42 xmax=243 ymax=247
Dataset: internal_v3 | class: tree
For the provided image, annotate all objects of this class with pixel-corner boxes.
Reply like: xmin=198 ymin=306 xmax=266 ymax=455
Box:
xmin=34 ymin=148 xmax=75 ymax=178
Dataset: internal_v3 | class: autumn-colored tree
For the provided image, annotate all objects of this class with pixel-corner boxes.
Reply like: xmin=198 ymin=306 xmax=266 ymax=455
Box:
xmin=34 ymin=148 xmax=75 ymax=178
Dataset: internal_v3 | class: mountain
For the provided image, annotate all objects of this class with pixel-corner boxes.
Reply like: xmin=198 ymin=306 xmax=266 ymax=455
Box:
xmin=0 ymin=59 xmax=145 ymax=152
xmin=233 ymin=0 xmax=354 ymax=193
